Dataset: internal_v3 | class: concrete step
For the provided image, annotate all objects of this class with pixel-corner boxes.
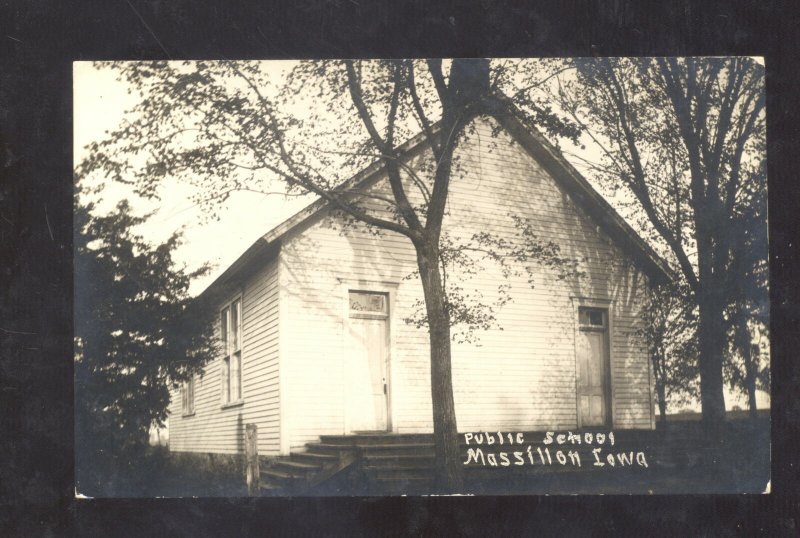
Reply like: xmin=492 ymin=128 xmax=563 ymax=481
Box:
xmin=260 ymin=467 xmax=295 ymax=485
xmin=357 ymin=442 xmax=435 ymax=452
xmin=272 ymin=459 xmax=323 ymax=477
xmin=361 ymin=454 xmax=435 ymax=468
xmin=291 ymin=451 xmax=339 ymax=464
xmin=320 ymin=433 xmax=433 ymax=446
xmin=305 ymin=443 xmax=362 ymax=456
xmin=258 ymin=446 xmax=360 ymax=494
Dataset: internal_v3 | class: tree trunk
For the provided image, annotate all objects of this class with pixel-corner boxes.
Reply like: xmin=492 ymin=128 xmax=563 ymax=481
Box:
xmin=696 ymin=289 xmax=727 ymax=437
xmin=656 ymin=382 xmax=668 ymax=425
xmin=691 ymin=208 xmax=728 ymax=436
xmin=417 ymin=243 xmax=464 ymax=492
xmin=744 ymin=343 xmax=758 ymax=419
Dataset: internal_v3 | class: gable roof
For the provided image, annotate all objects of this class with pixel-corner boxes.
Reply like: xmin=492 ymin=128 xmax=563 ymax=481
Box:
xmin=200 ymin=104 xmax=672 ymax=301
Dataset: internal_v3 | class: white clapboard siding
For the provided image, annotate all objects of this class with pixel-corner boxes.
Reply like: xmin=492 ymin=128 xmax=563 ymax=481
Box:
xmin=168 ymin=257 xmax=282 ymax=455
xmin=279 ymin=117 xmax=654 ymax=451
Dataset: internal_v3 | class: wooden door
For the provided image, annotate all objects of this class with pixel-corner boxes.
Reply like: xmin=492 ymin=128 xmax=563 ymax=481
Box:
xmin=347 ymin=292 xmax=389 ymax=432
xmin=576 ymin=308 xmax=610 ymax=427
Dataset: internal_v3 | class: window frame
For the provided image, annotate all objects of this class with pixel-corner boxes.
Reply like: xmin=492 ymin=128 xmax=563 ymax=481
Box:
xmin=348 ymin=290 xmax=390 ymax=320
xmin=578 ymin=307 xmax=608 ymax=331
xmin=220 ymin=295 xmax=244 ymax=408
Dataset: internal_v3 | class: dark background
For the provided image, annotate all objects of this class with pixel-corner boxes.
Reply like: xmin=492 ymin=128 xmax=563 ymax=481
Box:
xmin=1 ymin=0 xmax=798 ymax=535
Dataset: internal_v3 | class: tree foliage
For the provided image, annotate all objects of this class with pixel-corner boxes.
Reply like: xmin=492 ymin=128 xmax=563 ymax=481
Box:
xmin=403 ymin=216 xmax=585 ymax=344
xmin=74 ymin=193 xmax=217 ymax=462
xmin=638 ymin=282 xmax=699 ymax=422
xmin=724 ymin=157 xmax=770 ymax=414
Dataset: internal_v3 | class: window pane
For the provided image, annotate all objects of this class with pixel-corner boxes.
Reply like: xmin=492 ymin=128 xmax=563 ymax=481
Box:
xmin=231 ymin=352 xmax=241 ymax=401
xmin=349 ymin=291 xmax=387 ymax=314
xmin=232 ymin=300 xmax=241 ymax=351
xmin=222 ymin=357 xmax=230 ymax=402
xmin=221 ymin=307 xmax=229 ymax=353
xmin=188 ymin=378 xmax=194 ymax=413
xmin=237 ymin=352 xmax=242 ymax=398
xmin=579 ymin=308 xmax=605 ymax=327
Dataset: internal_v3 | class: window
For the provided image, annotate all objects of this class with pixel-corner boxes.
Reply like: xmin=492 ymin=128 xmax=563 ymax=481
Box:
xmin=181 ymin=376 xmax=195 ymax=416
xmin=579 ymin=307 xmax=606 ymax=329
xmin=349 ymin=291 xmax=388 ymax=318
xmin=221 ymin=298 xmax=242 ymax=404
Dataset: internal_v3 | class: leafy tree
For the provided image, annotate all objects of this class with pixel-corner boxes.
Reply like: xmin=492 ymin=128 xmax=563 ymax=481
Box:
xmin=638 ymin=281 xmax=699 ymax=424
xmin=725 ymin=159 xmax=769 ymax=417
xmin=726 ymin=315 xmax=770 ymax=419
xmin=76 ymin=59 xmax=583 ymax=491
xmin=74 ymin=193 xmax=216 ymax=490
xmin=551 ymin=57 xmax=766 ymax=431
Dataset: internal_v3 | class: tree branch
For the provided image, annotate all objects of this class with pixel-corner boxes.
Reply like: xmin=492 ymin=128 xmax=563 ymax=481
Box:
xmin=344 ymin=60 xmax=424 ymax=233
xmin=408 ymin=60 xmax=442 ymax=159
xmin=657 ymin=59 xmax=706 ymax=206
xmin=724 ymin=89 xmax=765 ymax=217
xmin=294 ymin=142 xmax=432 ymax=207
xmin=427 ymin=59 xmax=450 ymax=107
xmin=343 ymin=60 xmax=389 ymax=152
xmin=599 ymin=60 xmax=700 ymax=291
xmin=229 ymin=63 xmax=419 ymax=240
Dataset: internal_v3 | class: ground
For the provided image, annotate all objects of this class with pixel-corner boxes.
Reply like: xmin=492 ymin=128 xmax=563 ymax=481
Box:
xmin=76 ymin=413 xmax=770 ymax=497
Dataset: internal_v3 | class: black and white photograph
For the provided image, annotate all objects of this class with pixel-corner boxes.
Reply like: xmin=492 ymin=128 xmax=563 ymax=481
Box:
xmin=73 ymin=57 xmax=769 ymax=497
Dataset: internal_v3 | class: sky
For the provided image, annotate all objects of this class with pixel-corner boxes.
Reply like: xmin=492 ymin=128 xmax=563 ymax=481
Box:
xmin=74 ymin=61 xmax=314 ymax=295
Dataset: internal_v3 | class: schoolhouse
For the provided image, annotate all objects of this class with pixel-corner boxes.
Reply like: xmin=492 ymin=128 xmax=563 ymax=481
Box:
xmin=168 ymin=107 xmax=669 ymax=463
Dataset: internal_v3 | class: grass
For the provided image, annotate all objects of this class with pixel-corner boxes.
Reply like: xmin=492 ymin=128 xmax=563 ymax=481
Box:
xmin=75 ymin=446 xmax=247 ymax=498
xmin=665 ymin=408 xmax=770 ymax=422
